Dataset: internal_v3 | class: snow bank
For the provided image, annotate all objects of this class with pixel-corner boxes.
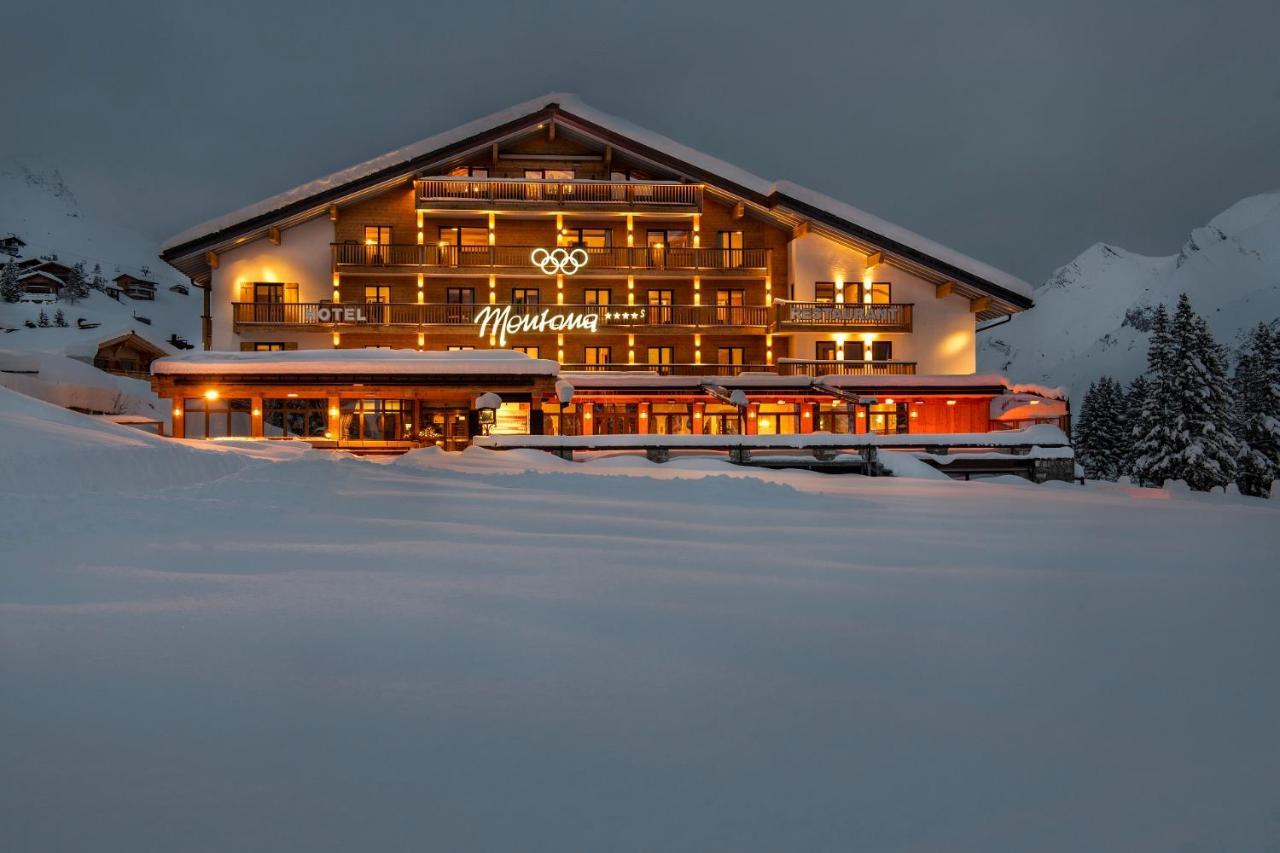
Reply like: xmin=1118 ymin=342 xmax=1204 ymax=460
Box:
xmin=0 ymin=348 xmax=165 ymax=418
xmin=152 ymin=347 xmax=559 ymax=376
xmin=475 ymin=425 xmax=1070 ymax=450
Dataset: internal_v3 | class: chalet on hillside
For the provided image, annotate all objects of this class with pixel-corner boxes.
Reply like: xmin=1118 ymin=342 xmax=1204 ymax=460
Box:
xmin=18 ymin=259 xmax=73 ymax=279
xmin=0 ymin=234 xmax=25 ymax=258
xmin=18 ymin=270 xmax=64 ymax=295
xmin=77 ymin=330 xmax=172 ymax=379
xmin=113 ymin=273 xmax=157 ymax=300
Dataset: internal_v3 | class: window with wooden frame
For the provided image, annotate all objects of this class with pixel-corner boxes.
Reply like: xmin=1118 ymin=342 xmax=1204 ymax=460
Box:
xmin=437 ymin=225 xmax=489 ymax=246
xmin=364 ymin=225 xmax=392 ymax=245
xmin=363 ymin=285 xmax=391 ymax=304
xmin=583 ymin=288 xmax=611 ymax=306
xmin=718 ymin=230 xmax=744 ymax=268
xmin=512 ymin=346 xmax=539 ymax=358
xmin=511 ymin=288 xmax=540 ymax=305
xmin=870 ymin=340 xmax=894 ymax=361
xmin=717 ymin=346 xmax=745 ymax=365
xmin=855 ymin=281 xmax=892 ymax=304
xmin=815 ymin=341 xmax=838 ymax=361
xmin=449 ymin=166 xmax=488 ymax=178
xmin=447 ymin=345 xmax=475 ymax=351
xmin=647 ymin=346 xmax=674 ymax=365
xmin=563 ymin=227 xmax=611 ymax=248
xmin=584 ymin=346 xmax=612 ymax=365
xmin=814 ymin=281 xmax=836 ymax=302
xmin=716 ymin=289 xmax=745 ymax=324
xmin=647 ymin=229 xmax=690 ymax=249
xmin=183 ymin=397 xmax=252 ymax=440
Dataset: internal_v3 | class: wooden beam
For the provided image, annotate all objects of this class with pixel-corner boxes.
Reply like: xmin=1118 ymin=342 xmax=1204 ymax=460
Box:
xmin=935 ymin=281 xmax=954 ymax=299
xmin=969 ymin=295 xmax=992 ymax=313
xmin=547 ymin=121 xmax=556 ymax=141
xmin=204 ymin=251 xmax=219 ymax=270
xmin=603 ymin=144 xmax=613 ymax=174
xmin=491 ymin=142 xmax=499 ymax=171
xmin=268 ymin=226 xmax=281 ymax=246
xmin=733 ymin=202 xmax=745 ymax=220
xmin=792 ymin=220 xmax=809 ymax=239
xmin=328 ymin=205 xmax=338 ymax=223
xmin=865 ymin=251 xmax=884 ymax=267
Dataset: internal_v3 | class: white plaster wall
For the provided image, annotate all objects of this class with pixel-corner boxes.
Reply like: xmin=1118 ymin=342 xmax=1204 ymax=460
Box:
xmin=209 ymin=215 xmax=334 ymax=350
xmin=786 ymin=233 xmax=976 ymax=374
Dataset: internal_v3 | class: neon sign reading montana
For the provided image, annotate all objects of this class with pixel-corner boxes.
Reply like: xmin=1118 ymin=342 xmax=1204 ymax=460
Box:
xmin=475 ymin=304 xmax=599 ymax=346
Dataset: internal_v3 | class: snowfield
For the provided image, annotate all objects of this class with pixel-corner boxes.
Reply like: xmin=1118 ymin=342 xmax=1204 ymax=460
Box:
xmin=2 ymin=387 xmax=1278 ymax=852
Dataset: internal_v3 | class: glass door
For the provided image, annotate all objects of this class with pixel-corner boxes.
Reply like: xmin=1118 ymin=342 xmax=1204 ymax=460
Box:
xmin=419 ymin=407 xmax=471 ymax=451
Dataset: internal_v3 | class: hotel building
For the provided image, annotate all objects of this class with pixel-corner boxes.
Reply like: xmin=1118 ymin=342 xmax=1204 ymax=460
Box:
xmin=155 ymin=95 xmax=1064 ymax=447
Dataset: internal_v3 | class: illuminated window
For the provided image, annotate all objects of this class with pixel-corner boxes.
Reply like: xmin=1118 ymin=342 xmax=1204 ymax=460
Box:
xmin=363 ymin=285 xmax=390 ymax=304
xmin=584 ymin=346 xmax=612 ymax=366
xmin=717 ymin=346 xmax=744 ymax=366
xmin=525 ymin=168 xmax=575 ymax=180
xmin=511 ymin=288 xmax=540 ymax=305
xmin=564 ymin=228 xmax=611 ymax=248
xmin=263 ymin=398 xmax=327 ymax=438
xmin=647 ymin=288 xmax=674 ymax=324
xmin=857 ymin=282 xmax=892 ymax=303
xmin=182 ymin=397 xmax=252 ymax=439
xmin=647 ymin=229 xmax=690 ymax=249
xmin=438 ymin=225 xmax=488 ymax=246
xmin=718 ymin=230 xmax=744 ymax=268
xmin=647 ymin=346 xmax=674 ymax=365
xmin=447 ymin=345 xmax=475 ymax=351
xmin=252 ymin=342 xmax=285 ymax=352
xmin=583 ymin=288 xmax=611 ymax=306
xmin=512 ymin=346 xmax=539 ymax=358
xmin=448 ymin=166 xmax=488 ymax=178
xmin=814 ymin=281 xmax=836 ymax=302
xmin=815 ymin=341 xmax=838 ymax=361
xmin=364 ymin=225 xmax=391 ymax=245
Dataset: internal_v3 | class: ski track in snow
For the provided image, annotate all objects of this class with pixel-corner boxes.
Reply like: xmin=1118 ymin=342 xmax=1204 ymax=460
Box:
xmin=2 ymin=391 xmax=1279 ymax=852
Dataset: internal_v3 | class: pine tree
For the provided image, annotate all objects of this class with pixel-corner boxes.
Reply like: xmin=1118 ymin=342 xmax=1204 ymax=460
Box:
xmin=1234 ymin=323 xmax=1280 ymax=497
xmin=1131 ymin=305 xmax=1179 ymax=486
xmin=37 ymin=309 xmax=50 ymax=327
xmin=53 ymin=308 xmax=68 ymax=327
xmin=1076 ymin=376 xmax=1128 ymax=480
xmin=1121 ymin=375 xmax=1150 ymax=477
xmin=1171 ymin=296 xmax=1238 ymax=491
xmin=0 ymin=261 xmax=20 ymax=303
xmin=89 ymin=263 xmax=106 ymax=292
xmin=60 ymin=261 xmax=90 ymax=303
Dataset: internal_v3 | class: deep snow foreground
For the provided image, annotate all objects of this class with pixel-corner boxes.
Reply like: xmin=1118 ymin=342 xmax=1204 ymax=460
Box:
xmin=1 ymin=394 xmax=1278 ymax=852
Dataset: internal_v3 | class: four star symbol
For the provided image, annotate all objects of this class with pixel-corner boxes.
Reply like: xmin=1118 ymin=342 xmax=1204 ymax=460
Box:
xmin=605 ymin=310 xmax=645 ymax=321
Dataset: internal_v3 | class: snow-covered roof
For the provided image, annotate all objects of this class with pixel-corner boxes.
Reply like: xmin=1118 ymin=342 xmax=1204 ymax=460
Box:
xmin=160 ymin=94 xmax=1031 ymax=304
xmin=151 ymin=348 xmax=560 ymax=377
xmin=19 ymin=270 xmax=64 ymax=285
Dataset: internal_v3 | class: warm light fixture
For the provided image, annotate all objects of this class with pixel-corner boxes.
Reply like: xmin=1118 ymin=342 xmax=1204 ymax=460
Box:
xmin=910 ymin=411 xmax=919 ymax=418
xmin=776 ymin=399 xmax=786 ymax=406
xmin=946 ymin=399 xmax=957 ymax=406
xmin=204 ymin=389 xmax=219 ymax=401
xmin=884 ymin=398 xmax=894 ymax=405
xmin=1030 ymin=399 xmax=1041 ymax=406
xmin=287 ymin=393 xmax=299 ymax=398
xmin=172 ymin=407 xmax=181 ymax=417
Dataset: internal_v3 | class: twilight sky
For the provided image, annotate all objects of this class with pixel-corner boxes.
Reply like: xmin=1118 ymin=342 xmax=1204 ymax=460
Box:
xmin=3 ymin=0 xmax=1278 ymax=284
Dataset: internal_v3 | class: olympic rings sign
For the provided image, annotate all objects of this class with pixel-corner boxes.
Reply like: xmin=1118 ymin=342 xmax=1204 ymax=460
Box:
xmin=530 ymin=247 xmax=589 ymax=276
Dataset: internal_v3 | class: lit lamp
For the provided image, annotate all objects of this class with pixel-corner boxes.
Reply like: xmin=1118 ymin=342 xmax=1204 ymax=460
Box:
xmin=475 ymin=392 xmax=502 ymax=436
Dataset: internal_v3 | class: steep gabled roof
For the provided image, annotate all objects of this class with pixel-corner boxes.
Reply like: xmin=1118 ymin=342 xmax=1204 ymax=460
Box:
xmin=161 ymin=94 xmax=1032 ymax=308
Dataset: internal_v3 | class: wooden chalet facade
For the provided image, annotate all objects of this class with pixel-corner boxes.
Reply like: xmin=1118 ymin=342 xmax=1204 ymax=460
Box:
xmin=155 ymin=95 xmax=1061 ymax=450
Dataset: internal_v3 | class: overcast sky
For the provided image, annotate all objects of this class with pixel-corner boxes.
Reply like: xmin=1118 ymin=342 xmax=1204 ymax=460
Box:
xmin=3 ymin=0 xmax=1278 ymax=284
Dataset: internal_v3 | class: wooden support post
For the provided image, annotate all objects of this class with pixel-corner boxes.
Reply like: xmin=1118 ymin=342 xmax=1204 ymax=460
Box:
xmin=603 ymin=145 xmax=613 ymax=174
xmin=204 ymin=251 xmax=219 ymax=270
xmin=328 ymin=205 xmax=338 ymax=222
xmin=547 ymin=121 xmax=556 ymax=141
xmin=267 ymin=226 xmax=281 ymax=246
xmin=251 ymin=396 xmax=264 ymax=437
xmin=935 ymin=281 xmax=954 ymax=299
xmin=792 ymin=221 xmax=809 ymax=239
xmin=491 ymin=143 xmax=499 ymax=172
xmin=969 ymin=295 xmax=992 ymax=313
xmin=865 ymin=251 xmax=884 ymax=267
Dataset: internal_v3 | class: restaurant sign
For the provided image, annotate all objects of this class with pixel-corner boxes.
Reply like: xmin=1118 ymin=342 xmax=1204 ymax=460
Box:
xmin=789 ymin=303 xmax=902 ymax=324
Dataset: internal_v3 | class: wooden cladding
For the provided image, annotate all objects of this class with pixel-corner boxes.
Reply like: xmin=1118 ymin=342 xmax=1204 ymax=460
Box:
xmin=415 ymin=178 xmax=702 ymax=211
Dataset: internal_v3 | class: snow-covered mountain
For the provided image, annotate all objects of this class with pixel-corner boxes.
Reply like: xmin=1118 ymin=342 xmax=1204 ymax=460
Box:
xmin=979 ymin=191 xmax=1280 ymax=399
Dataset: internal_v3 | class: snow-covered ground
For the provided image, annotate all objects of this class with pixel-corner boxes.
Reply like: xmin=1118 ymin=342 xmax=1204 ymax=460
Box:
xmin=979 ymin=191 xmax=1280 ymax=399
xmin=2 ymin=386 xmax=1278 ymax=852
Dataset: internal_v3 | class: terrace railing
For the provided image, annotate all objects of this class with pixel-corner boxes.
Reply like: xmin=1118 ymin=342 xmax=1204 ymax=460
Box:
xmin=773 ymin=300 xmax=913 ymax=333
xmin=232 ymin=302 xmax=770 ymax=329
xmin=775 ymin=360 xmax=918 ymax=377
xmin=331 ymin=244 xmax=770 ymax=273
xmin=415 ymin=178 xmax=702 ymax=210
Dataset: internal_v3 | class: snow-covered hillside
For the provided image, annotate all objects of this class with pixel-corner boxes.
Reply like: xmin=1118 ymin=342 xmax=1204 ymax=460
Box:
xmin=0 ymin=159 xmax=201 ymax=416
xmin=980 ymin=191 xmax=1280 ymax=398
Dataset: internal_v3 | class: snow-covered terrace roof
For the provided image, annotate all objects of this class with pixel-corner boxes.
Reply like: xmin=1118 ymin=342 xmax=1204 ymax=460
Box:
xmin=151 ymin=349 xmax=560 ymax=377
xmin=160 ymin=94 xmax=1032 ymax=309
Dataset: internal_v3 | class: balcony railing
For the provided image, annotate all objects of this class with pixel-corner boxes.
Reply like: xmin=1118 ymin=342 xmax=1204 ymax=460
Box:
xmin=560 ymin=363 xmax=773 ymax=377
xmin=773 ymin=300 xmax=913 ymax=333
xmin=232 ymin=302 xmax=769 ymax=330
xmin=775 ymin=360 xmax=918 ymax=377
xmin=415 ymin=178 xmax=702 ymax=211
xmin=331 ymin=243 xmax=769 ymax=273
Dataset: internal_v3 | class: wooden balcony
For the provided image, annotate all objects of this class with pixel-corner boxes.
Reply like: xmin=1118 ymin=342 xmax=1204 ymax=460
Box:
xmin=775 ymin=360 xmax=917 ymax=377
xmin=415 ymin=177 xmax=702 ymax=212
xmin=560 ymin=363 xmax=772 ymax=377
xmin=231 ymin=302 xmax=769 ymax=332
xmin=331 ymin=243 xmax=770 ymax=276
xmin=773 ymin=300 xmax=913 ymax=333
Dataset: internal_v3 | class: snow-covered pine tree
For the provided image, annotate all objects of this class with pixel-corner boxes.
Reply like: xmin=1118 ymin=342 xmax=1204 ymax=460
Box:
xmin=1077 ymin=377 xmax=1128 ymax=480
xmin=1130 ymin=305 xmax=1179 ymax=486
xmin=53 ymin=309 xmax=68 ymax=327
xmin=1167 ymin=294 xmax=1238 ymax=491
xmin=89 ymin=263 xmax=106 ymax=292
xmin=1234 ymin=323 xmax=1280 ymax=497
xmin=37 ymin=309 xmax=50 ymax=327
xmin=0 ymin=261 xmax=21 ymax=303
xmin=1121 ymin=374 xmax=1149 ymax=477
xmin=60 ymin=261 xmax=91 ymax=303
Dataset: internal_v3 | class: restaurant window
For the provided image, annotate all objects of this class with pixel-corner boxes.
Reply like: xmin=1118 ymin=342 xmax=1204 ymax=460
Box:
xmin=757 ymin=403 xmax=799 ymax=436
xmin=593 ymin=403 xmax=638 ymax=435
xmin=701 ymin=403 xmax=742 ymax=435
xmin=512 ymin=346 xmax=539 ymax=358
xmin=182 ymin=397 xmax=251 ymax=440
xmin=341 ymin=399 xmax=414 ymax=441
xmin=814 ymin=281 xmax=836 ymax=303
xmin=817 ymin=402 xmax=853 ymax=434
xmin=868 ymin=402 xmax=909 ymax=435
xmin=543 ymin=401 xmax=581 ymax=436
xmin=493 ymin=402 xmax=530 ymax=435
xmin=511 ymin=288 xmax=540 ymax=305
xmin=263 ymin=398 xmax=328 ymax=439
xmin=364 ymin=225 xmax=392 ymax=245
xmin=870 ymin=340 xmax=894 ymax=361
xmin=563 ymin=228 xmax=611 ymax=248
xmin=716 ymin=289 xmax=745 ymax=324
xmin=647 ymin=346 xmax=674 ymax=365
xmin=816 ymin=341 xmax=837 ymax=361
xmin=583 ymin=288 xmax=611 ymax=306
xmin=718 ymin=230 xmax=744 ymax=268
xmin=252 ymin=342 xmax=286 ymax=352
xmin=651 ymin=403 xmax=692 ymax=435
xmin=584 ymin=346 xmax=611 ymax=366
xmin=447 ymin=345 xmax=475 ymax=351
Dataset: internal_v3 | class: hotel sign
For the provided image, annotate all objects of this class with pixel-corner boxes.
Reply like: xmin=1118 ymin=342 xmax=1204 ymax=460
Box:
xmin=475 ymin=304 xmax=599 ymax=346
xmin=531 ymin=247 xmax=589 ymax=276
xmin=316 ymin=306 xmax=368 ymax=323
